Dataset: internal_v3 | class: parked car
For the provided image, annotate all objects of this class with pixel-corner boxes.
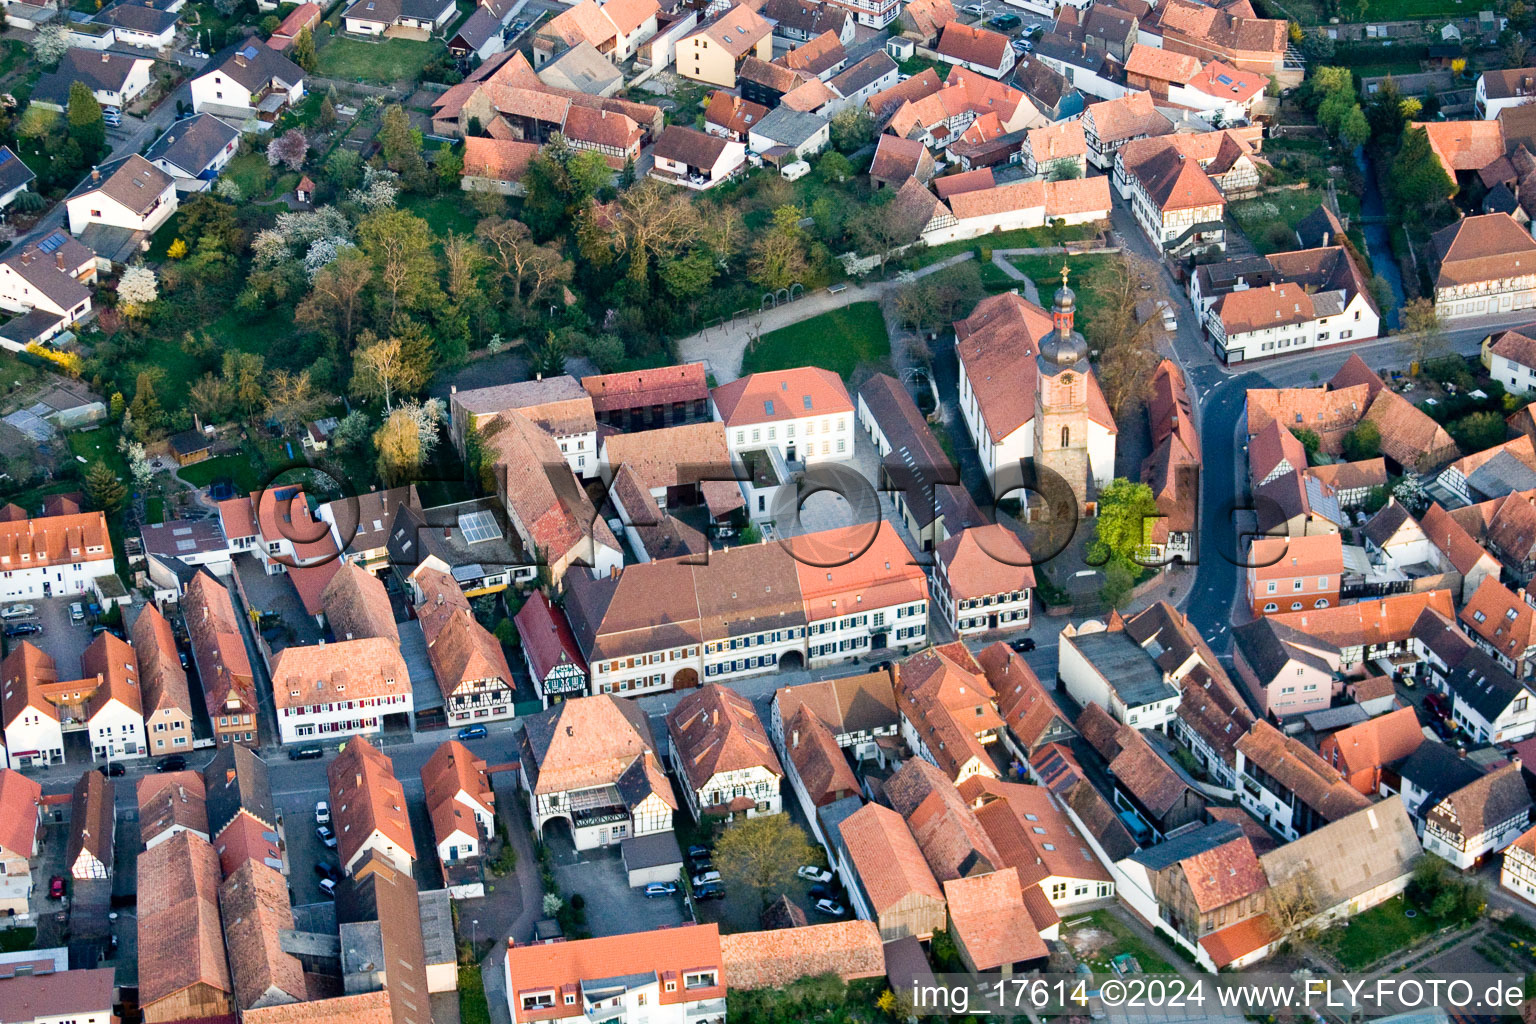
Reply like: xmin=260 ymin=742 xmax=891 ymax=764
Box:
xmin=457 ymin=724 xmax=488 ymax=740
xmin=4 ymin=622 xmax=42 ymax=638
xmin=318 ymin=877 xmax=337 ymax=899
xmin=694 ymin=882 xmax=726 ymax=901
xmin=99 ymin=762 xmax=125 ymax=777
xmin=48 ymin=876 xmax=64 ymax=900
xmin=91 ymin=625 xmax=120 ymax=638
xmin=289 ymin=746 xmax=324 ymax=761
xmin=316 ymin=825 xmax=337 ymax=848
xmin=691 ymin=870 xmax=721 ymax=887
xmin=687 ymin=845 xmax=710 ymax=860
xmin=314 ymin=862 xmax=339 ymax=881
xmin=988 ymin=12 xmax=1020 ymax=27
xmin=1424 ymin=692 xmax=1452 ymax=720
xmin=315 ymin=801 xmax=331 ymax=826
xmin=797 ymin=866 xmax=832 ymax=883
xmin=644 ymin=882 xmax=679 ymax=898
xmin=1156 ymin=300 xmax=1176 ymax=331
xmin=809 ymin=882 xmax=834 ymax=901
xmin=814 ymin=898 xmax=847 ymax=917
xmin=70 ymin=603 xmax=84 ymax=624
xmin=1010 ymin=637 xmax=1036 ymax=653
xmin=1 ymin=604 xmax=34 ymax=619
xmin=156 ymin=755 xmax=186 ymax=772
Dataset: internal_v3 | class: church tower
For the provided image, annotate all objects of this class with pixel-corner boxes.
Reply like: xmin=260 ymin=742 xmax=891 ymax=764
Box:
xmin=1034 ymin=266 xmax=1094 ymax=515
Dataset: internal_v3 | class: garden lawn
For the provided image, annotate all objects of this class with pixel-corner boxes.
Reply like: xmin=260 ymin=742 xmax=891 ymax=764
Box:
xmin=69 ymin=427 xmax=129 ymax=481
xmin=1010 ymin=252 xmax=1111 ymax=339
xmin=147 ymin=212 xmax=186 ymax=262
xmin=223 ymin=153 xmax=275 ymax=201
xmin=741 ymin=302 xmax=890 ymax=380
xmin=1070 ymin=910 xmax=1176 ymax=975
xmin=1230 ymin=192 xmax=1344 ymax=254
xmin=0 ymin=928 xmax=35 ymax=953
xmin=1326 ymin=898 xmax=1439 ymax=970
xmin=459 ymin=965 xmax=491 ymax=1024
xmin=402 ymin=192 xmax=482 ymax=240
xmin=317 ymin=36 xmax=442 ymax=84
xmin=910 ymin=222 xmax=1100 ymax=268
xmin=177 ymin=453 xmax=265 ymax=494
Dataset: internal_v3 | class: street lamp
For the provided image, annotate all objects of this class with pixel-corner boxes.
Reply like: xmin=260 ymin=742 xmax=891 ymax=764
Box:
xmin=472 ymin=919 xmax=479 ymax=948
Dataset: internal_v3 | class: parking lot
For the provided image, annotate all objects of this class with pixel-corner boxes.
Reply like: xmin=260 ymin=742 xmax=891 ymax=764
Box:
xmin=4 ymin=595 xmax=96 ymax=667
xmin=545 ymin=831 xmax=689 ymax=938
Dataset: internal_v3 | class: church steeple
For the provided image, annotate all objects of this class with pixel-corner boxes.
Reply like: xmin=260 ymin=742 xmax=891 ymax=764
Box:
xmin=1038 ymin=262 xmax=1088 ymax=371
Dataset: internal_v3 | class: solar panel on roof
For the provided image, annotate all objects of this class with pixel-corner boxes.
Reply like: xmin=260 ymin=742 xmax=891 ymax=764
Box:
xmin=1216 ymin=73 xmax=1233 ymax=84
xmin=176 ymin=540 xmax=198 ymax=551
xmin=458 ymin=509 xmax=502 ymax=543
xmin=0 ymin=151 xmax=13 ymax=166
xmin=36 ymin=233 xmax=65 ymax=254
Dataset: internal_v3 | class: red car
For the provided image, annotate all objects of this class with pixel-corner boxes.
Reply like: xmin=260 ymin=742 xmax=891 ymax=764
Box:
xmin=48 ymin=876 xmax=63 ymax=900
xmin=1424 ymin=692 xmax=1453 ymax=721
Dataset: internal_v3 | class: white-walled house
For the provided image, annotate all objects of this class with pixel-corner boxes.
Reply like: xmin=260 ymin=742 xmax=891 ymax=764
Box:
xmin=0 ymin=511 xmax=114 ymax=602
xmin=0 ymin=645 xmax=64 ymax=769
xmin=517 ymin=695 xmax=677 ymax=852
xmin=666 ymin=685 xmax=784 ymax=820
xmin=712 ymin=366 xmax=855 ymax=465
xmin=64 ymin=155 xmax=177 ymax=239
xmin=1424 ymin=764 xmax=1533 ymax=870
xmin=190 ymin=40 xmax=306 ymax=125
xmin=145 ymin=114 xmax=242 ymax=191
xmin=650 ymin=125 xmax=746 ymax=189
xmin=0 ymin=231 xmax=97 ymax=350
xmin=341 ymin=0 xmax=456 ymax=36
xmin=1488 ymin=325 xmax=1536 ymax=394
xmin=31 ymin=49 xmax=153 ymax=111
xmin=1058 ymin=626 xmax=1181 ymax=730
xmin=1477 ymin=67 xmax=1536 ymax=118
xmin=270 ymin=638 xmax=413 ymax=745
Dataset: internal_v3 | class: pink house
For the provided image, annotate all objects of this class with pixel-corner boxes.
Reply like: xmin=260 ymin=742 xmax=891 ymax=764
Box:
xmin=1231 ymin=617 xmax=1341 ymax=717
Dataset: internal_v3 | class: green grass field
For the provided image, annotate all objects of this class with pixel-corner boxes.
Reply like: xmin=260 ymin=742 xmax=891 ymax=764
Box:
xmin=1009 ymin=252 xmax=1111 ymax=338
xmin=458 ymin=965 xmax=491 ymax=1024
xmin=741 ymin=302 xmax=890 ymax=380
xmin=1325 ymin=898 xmax=1439 ymax=970
xmin=1231 ymin=192 xmax=1333 ymax=254
xmin=69 ymin=427 xmax=129 ymax=481
xmin=316 ymin=36 xmax=442 ymax=83
xmin=223 ymin=152 xmax=275 ymax=200
xmin=177 ymin=453 xmax=265 ymax=494
xmin=401 ymin=192 xmax=482 ymax=241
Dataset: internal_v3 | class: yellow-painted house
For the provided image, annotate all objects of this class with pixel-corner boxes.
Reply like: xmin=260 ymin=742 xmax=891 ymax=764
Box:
xmin=676 ymin=4 xmax=773 ymax=87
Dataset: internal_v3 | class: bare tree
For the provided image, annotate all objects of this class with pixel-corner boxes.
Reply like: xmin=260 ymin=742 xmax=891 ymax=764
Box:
xmin=608 ymin=180 xmax=704 ymax=283
xmin=350 ymin=335 xmax=428 ymax=411
xmin=264 ymin=369 xmax=331 ymax=435
xmin=1083 ymin=250 xmax=1164 ymax=418
xmin=297 ymin=247 xmax=371 ymax=350
xmin=1265 ymin=869 xmax=1324 ymax=948
xmin=474 ymin=217 xmax=572 ymax=307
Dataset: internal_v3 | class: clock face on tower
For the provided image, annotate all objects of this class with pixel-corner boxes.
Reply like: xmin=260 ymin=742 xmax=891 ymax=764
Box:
xmin=1060 ymin=372 xmax=1074 ymax=385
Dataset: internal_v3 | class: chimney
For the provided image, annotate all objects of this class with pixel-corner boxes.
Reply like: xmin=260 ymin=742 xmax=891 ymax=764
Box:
xmin=356 ymin=772 xmax=363 ymax=786
xmin=792 ymin=729 xmax=799 ymax=748
xmin=56 ymin=252 xmax=63 ymax=270
xmin=91 ymin=168 xmax=100 ymax=183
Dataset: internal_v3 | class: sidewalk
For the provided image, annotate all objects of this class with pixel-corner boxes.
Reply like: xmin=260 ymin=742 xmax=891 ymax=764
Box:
xmin=675 ymin=252 xmax=976 ymax=383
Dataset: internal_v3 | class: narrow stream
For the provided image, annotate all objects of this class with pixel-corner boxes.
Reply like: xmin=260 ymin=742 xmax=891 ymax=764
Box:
xmin=1355 ymin=145 xmax=1406 ymax=330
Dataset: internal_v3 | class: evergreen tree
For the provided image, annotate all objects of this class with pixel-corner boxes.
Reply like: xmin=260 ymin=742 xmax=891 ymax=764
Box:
xmin=85 ymin=462 xmax=127 ymax=514
xmin=66 ymin=82 xmax=105 ymax=160
xmin=292 ymin=26 xmax=318 ymax=71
